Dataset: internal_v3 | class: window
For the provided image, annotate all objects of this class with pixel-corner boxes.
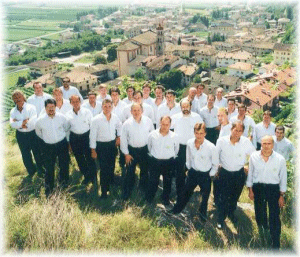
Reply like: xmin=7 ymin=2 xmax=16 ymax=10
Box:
xmin=80 ymin=86 xmax=82 ymax=90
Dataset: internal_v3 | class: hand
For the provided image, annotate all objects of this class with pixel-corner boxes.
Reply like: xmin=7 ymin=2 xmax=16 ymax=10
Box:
xmin=244 ymin=166 xmax=249 ymax=175
xmin=13 ymin=118 xmax=18 ymax=122
xmin=91 ymin=149 xmax=97 ymax=159
xmin=278 ymin=195 xmax=285 ymax=208
xmin=125 ymin=154 xmax=133 ymax=165
xmin=115 ymin=137 xmax=120 ymax=146
xmin=248 ymin=188 xmax=254 ymax=201
xmin=21 ymin=119 xmax=29 ymax=128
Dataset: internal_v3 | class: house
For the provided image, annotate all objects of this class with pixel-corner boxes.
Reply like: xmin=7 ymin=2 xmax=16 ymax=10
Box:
xmin=228 ymin=62 xmax=253 ymax=79
xmin=165 ymin=44 xmax=202 ymax=58
xmin=178 ymin=64 xmax=199 ymax=86
xmin=210 ymin=21 xmax=236 ymax=36
xmin=273 ymin=43 xmax=294 ymax=65
xmin=210 ymin=71 xmax=242 ymax=93
xmin=27 ymin=60 xmax=58 ymax=76
xmin=24 ymin=73 xmax=56 ymax=88
xmin=241 ymin=42 xmax=275 ymax=56
xmin=212 ymin=42 xmax=240 ymax=52
xmin=195 ymin=46 xmax=217 ymax=67
xmin=216 ymin=50 xmax=254 ymax=67
xmin=258 ymin=63 xmax=278 ymax=75
xmin=278 ymin=18 xmax=290 ymax=30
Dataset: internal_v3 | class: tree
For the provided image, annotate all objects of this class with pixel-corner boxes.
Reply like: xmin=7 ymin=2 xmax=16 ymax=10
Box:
xmin=134 ymin=68 xmax=147 ymax=81
xmin=178 ymin=37 xmax=181 ymax=45
xmin=107 ymin=44 xmax=118 ymax=62
xmin=104 ymin=23 xmax=109 ymax=29
xmin=265 ymin=21 xmax=270 ymax=29
xmin=17 ymin=76 xmax=27 ymax=86
xmin=193 ymin=74 xmax=201 ymax=83
xmin=200 ymin=60 xmax=209 ymax=70
xmin=286 ymin=6 xmax=293 ymax=20
xmin=94 ymin=55 xmax=107 ymax=65
xmin=156 ymin=69 xmax=183 ymax=90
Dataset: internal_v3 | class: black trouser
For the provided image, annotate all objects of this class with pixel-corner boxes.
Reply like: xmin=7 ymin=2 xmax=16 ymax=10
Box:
xmin=253 ymin=183 xmax=281 ymax=249
xmin=70 ymin=130 xmax=96 ymax=182
xmin=146 ymin=156 xmax=175 ymax=203
xmin=44 ymin=138 xmax=70 ymax=196
xmin=173 ymin=168 xmax=211 ymax=216
xmin=16 ymin=130 xmax=44 ymax=176
xmin=175 ymin=144 xmax=187 ymax=199
xmin=122 ymin=145 xmax=148 ymax=200
xmin=257 ymin=142 xmax=261 ymax=150
xmin=218 ymin=167 xmax=246 ymax=223
xmin=205 ymin=127 xmax=219 ymax=145
xmin=96 ymin=140 xmax=117 ymax=195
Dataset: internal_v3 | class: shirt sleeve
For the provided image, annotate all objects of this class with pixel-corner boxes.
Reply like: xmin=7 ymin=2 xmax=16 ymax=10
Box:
xmin=89 ymin=117 xmax=98 ymax=149
xmin=10 ymin=109 xmax=23 ymax=129
xmin=174 ymin=134 xmax=180 ymax=157
xmin=246 ymin=154 xmax=255 ymax=188
xmin=120 ymin=122 xmax=129 ymax=155
xmin=115 ymin=116 xmax=122 ymax=137
xmin=279 ymin=157 xmax=287 ymax=192
xmin=147 ymin=133 xmax=153 ymax=156
xmin=215 ymin=138 xmax=222 ymax=165
xmin=185 ymin=143 xmax=192 ymax=170
xmin=26 ymin=105 xmax=37 ymax=131
xmin=35 ymin=119 xmax=43 ymax=140
xmin=210 ymin=144 xmax=219 ymax=176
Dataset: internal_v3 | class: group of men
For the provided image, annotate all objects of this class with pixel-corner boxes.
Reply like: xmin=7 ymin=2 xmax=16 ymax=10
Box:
xmin=10 ymin=79 xmax=294 ymax=249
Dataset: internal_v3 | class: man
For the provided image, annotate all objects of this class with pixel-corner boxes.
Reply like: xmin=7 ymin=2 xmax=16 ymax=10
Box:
xmin=218 ymin=107 xmax=232 ymax=138
xmin=122 ymin=86 xmax=135 ymax=105
xmin=199 ymin=94 xmax=219 ymax=144
xmin=120 ymin=103 xmax=154 ymax=200
xmin=96 ymin=84 xmax=111 ymax=104
xmin=195 ymin=84 xmax=207 ymax=110
xmin=227 ymin=98 xmax=238 ymax=120
xmin=142 ymin=83 xmax=154 ymax=106
xmin=82 ymin=91 xmax=102 ymax=117
xmin=247 ymin=135 xmax=287 ymax=249
xmin=110 ymin=86 xmax=127 ymax=121
xmin=230 ymin=103 xmax=256 ymax=146
xmin=215 ymin=120 xmax=256 ymax=229
xmin=10 ymin=90 xmax=44 ymax=177
xmin=90 ymin=99 xmax=122 ymax=198
xmin=27 ymin=81 xmax=52 ymax=116
xmin=182 ymin=87 xmax=199 ymax=114
xmin=146 ymin=116 xmax=179 ymax=206
xmin=66 ymin=95 xmax=96 ymax=186
xmin=171 ymin=123 xmax=218 ymax=222
xmin=214 ymin=87 xmax=227 ymax=108
xmin=152 ymin=85 xmax=166 ymax=128
xmin=121 ymin=90 xmax=155 ymax=123
xmin=254 ymin=110 xmax=276 ymax=150
xmin=273 ymin=125 xmax=295 ymax=161
xmin=171 ymin=99 xmax=203 ymax=199
xmin=156 ymin=89 xmax=181 ymax=126
xmin=59 ymin=77 xmax=83 ymax=102
xmin=35 ymin=99 xmax=70 ymax=197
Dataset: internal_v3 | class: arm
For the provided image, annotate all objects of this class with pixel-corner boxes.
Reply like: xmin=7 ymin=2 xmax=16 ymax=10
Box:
xmin=120 ymin=123 xmax=129 ymax=155
xmin=185 ymin=143 xmax=192 ymax=170
xmin=35 ymin=119 xmax=43 ymax=140
xmin=147 ymin=133 xmax=153 ymax=155
xmin=89 ymin=118 xmax=98 ymax=149
xmin=25 ymin=105 xmax=37 ymax=130
xmin=210 ymin=144 xmax=219 ymax=177
xmin=10 ymin=109 xmax=23 ymax=129
xmin=246 ymin=155 xmax=254 ymax=200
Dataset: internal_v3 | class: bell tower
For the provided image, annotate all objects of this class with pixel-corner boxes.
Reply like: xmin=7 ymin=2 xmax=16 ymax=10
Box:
xmin=156 ymin=23 xmax=165 ymax=56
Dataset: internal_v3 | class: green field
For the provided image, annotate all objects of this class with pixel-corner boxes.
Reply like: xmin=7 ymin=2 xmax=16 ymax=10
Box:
xmin=4 ymin=68 xmax=30 ymax=89
xmin=5 ymin=28 xmax=57 ymax=42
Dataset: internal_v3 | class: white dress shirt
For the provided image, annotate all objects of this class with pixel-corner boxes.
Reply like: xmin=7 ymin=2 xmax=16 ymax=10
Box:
xmin=157 ymin=103 xmax=181 ymax=125
xmin=182 ymin=97 xmax=200 ymax=114
xmin=65 ymin=107 xmax=92 ymax=135
xmin=219 ymin=123 xmax=232 ymax=138
xmin=40 ymin=99 xmax=72 ymax=116
xmin=255 ymin=122 xmax=276 ymax=144
xmin=216 ymin=135 xmax=256 ymax=171
xmin=89 ymin=113 xmax=122 ymax=149
xmin=214 ymin=97 xmax=227 ymax=108
xmin=227 ymin=109 xmax=238 ymax=121
xmin=121 ymin=102 xmax=155 ymax=123
xmin=60 ymin=86 xmax=83 ymax=102
xmin=35 ymin=112 xmax=70 ymax=144
xmin=82 ymin=101 xmax=102 ymax=117
xmin=27 ymin=93 xmax=52 ymax=116
xmin=10 ymin=103 xmax=37 ymax=132
xmin=273 ymin=136 xmax=295 ymax=161
xmin=152 ymin=98 xmax=166 ymax=125
xmin=195 ymin=93 xmax=207 ymax=110
xmin=186 ymin=138 xmax=219 ymax=176
xmin=120 ymin=116 xmax=154 ymax=155
xmin=112 ymin=100 xmax=127 ymax=121
xmin=148 ymin=129 xmax=179 ymax=160
xmin=246 ymin=150 xmax=287 ymax=192
xmin=171 ymin=112 xmax=203 ymax=145
xmin=143 ymin=96 xmax=154 ymax=107
xmin=122 ymin=97 xmax=132 ymax=105
xmin=230 ymin=115 xmax=256 ymax=146
xmin=199 ymin=106 xmax=219 ymax=128
xmin=96 ymin=94 xmax=111 ymax=104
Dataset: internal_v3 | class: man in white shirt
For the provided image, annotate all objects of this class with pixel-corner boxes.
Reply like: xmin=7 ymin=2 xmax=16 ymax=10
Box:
xmin=182 ymin=87 xmax=199 ymax=114
xmin=90 ymin=99 xmax=122 ymax=198
xmin=255 ymin=110 xmax=276 ymax=150
xmin=122 ymin=86 xmax=135 ymax=105
xmin=35 ymin=99 xmax=70 ymax=197
xmin=199 ymin=94 xmax=219 ymax=144
xmin=218 ymin=107 xmax=232 ymax=139
xmin=195 ymin=84 xmax=207 ymax=110
xmin=142 ymin=83 xmax=154 ymax=106
xmin=82 ymin=91 xmax=102 ymax=117
xmin=59 ymin=77 xmax=83 ymax=102
xmin=247 ymin=135 xmax=287 ymax=249
xmin=10 ymin=90 xmax=44 ymax=177
xmin=110 ymin=86 xmax=127 ymax=121
xmin=120 ymin=103 xmax=154 ymax=200
xmin=66 ymin=95 xmax=96 ymax=187
xmin=214 ymin=87 xmax=227 ymax=108
xmin=146 ymin=116 xmax=179 ymax=206
xmin=273 ymin=125 xmax=295 ymax=161
xmin=27 ymin=82 xmax=52 ymax=116
xmin=215 ymin=120 xmax=256 ymax=229
xmin=152 ymin=85 xmax=166 ymax=129
xmin=157 ymin=89 xmax=181 ymax=126
xmin=171 ymin=99 xmax=203 ymax=200
xmin=171 ymin=123 xmax=218 ymax=222
xmin=227 ymin=98 xmax=238 ymax=120
xmin=96 ymin=84 xmax=111 ymax=104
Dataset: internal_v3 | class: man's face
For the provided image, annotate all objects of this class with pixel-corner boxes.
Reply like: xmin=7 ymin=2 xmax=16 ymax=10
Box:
xmin=194 ymin=128 xmax=206 ymax=142
xmin=197 ymin=86 xmax=204 ymax=96
xmin=207 ymin=96 xmax=214 ymax=108
xmin=127 ymin=88 xmax=134 ymax=98
xmin=155 ymin=88 xmax=163 ymax=99
xmin=111 ymin=92 xmax=120 ymax=103
xmin=62 ymin=79 xmax=70 ymax=89
xmin=228 ymin=101 xmax=235 ymax=112
xmin=88 ymin=94 xmax=96 ymax=105
xmin=275 ymin=129 xmax=285 ymax=141
xmin=238 ymin=107 xmax=246 ymax=117
xmin=133 ymin=93 xmax=143 ymax=104
xmin=166 ymin=93 xmax=175 ymax=105
xmin=188 ymin=88 xmax=196 ymax=100
xmin=181 ymin=101 xmax=191 ymax=115
xmin=70 ymin=96 xmax=81 ymax=110
xmin=231 ymin=124 xmax=244 ymax=141
xmin=53 ymin=90 xmax=63 ymax=101
xmin=216 ymin=90 xmax=222 ymax=99
xmin=261 ymin=137 xmax=274 ymax=153
xmin=160 ymin=117 xmax=171 ymax=134
xmin=263 ymin=114 xmax=271 ymax=125
xmin=102 ymin=102 xmax=112 ymax=116
xmin=34 ymin=84 xmax=43 ymax=96
xmin=217 ymin=111 xmax=226 ymax=124
xmin=12 ymin=93 xmax=25 ymax=108
xmin=143 ymin=87 xmax=151 ymax=98
xmin=99 ymin=87 xmax=107 ymax=97
xmin=46 ymin=103 xmax=56 ymax=117
xmin=131 ymin=104 xmax=143 ymax=120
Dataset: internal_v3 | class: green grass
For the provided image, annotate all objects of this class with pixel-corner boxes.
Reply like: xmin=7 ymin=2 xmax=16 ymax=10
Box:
xmin=74 ymin=55 xmax=94 ymax=64
xmin=5 ymin=28 xmax=56 ymax=42
xmin=4 ymin=68 xmax=30 ymax=89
